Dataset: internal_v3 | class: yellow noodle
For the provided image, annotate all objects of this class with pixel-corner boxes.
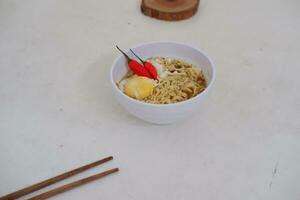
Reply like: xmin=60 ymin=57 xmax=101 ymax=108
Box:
xmin=118 ymin=57 xmax=207 ymax=104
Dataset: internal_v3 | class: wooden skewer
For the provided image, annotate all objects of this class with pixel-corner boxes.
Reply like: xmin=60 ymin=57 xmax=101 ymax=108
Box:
xmin=0 ymin=156 xmax=113 ymax=200
xmin=27 ymin=168 xmax=119 ymax=200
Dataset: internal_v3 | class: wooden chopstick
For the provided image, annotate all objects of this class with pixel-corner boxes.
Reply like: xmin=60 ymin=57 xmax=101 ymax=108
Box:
xmin=0 ymin=156 xmax=113 ymax=200
xmin=27 ymin=168 xmax=119 ymax=200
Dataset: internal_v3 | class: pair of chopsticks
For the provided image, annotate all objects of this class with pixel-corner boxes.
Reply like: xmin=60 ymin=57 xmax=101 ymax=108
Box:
xmin=0 ymin=156 xmax=119 ymax=200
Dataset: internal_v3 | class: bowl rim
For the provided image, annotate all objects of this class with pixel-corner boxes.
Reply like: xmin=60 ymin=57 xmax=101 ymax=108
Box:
xmin=110 ymin=41 xmax=216 ymax=107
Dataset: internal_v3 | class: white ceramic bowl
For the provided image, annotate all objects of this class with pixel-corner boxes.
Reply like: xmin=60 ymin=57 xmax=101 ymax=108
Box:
xmin=110 ymin=41 xmax=215 ymax=124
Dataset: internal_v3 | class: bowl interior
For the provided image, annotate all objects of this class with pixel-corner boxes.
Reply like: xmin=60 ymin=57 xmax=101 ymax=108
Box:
xmin=111 ymin=42 xmax=214 ymax=91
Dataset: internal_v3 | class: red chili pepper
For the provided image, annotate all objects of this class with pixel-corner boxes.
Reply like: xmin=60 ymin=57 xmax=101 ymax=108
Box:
xmin=116 ymin=46 xmax=151 ymax=78
xmin=130 ymin=49 xmax=158 ymax=80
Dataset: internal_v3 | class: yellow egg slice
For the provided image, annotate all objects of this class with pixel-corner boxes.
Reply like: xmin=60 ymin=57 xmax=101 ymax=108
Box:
xmin=124 ymin=76 xmax=154 ymax=100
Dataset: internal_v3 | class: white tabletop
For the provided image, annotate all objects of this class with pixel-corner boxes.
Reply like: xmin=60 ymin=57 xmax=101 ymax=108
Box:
xmin=0 ymin=0 xmax=299 ymax=199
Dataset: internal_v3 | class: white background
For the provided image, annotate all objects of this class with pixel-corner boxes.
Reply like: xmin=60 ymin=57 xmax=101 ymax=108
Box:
xmin=0 ymin=0 xmax=299 ymax=199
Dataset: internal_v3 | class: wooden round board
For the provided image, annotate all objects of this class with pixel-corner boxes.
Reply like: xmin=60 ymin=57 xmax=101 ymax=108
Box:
xmin=141 ymin=0 xmax=199 ymax=21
